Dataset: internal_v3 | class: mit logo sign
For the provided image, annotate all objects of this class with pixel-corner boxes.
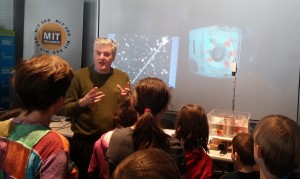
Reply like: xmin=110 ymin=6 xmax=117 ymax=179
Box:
xmin=42 ymin=30 xmax=61 ymax=45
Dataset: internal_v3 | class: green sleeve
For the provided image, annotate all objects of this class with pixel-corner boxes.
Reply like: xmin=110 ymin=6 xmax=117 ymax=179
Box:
xmin=59 ymin=70 xmax=89 ymax=117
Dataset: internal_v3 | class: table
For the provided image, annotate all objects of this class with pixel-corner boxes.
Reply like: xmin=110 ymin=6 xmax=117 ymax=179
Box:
xmin=50 ymin=119 xmax=232 ymax=162
xmin=163 ymin=129 xmax=232 ymax=162
xmin=50 ymin=116 xmax=73 ymax=138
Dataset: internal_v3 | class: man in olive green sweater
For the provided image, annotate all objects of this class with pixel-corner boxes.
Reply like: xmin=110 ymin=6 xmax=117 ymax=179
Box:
xmin=60 ymin=37 xmax=130 ymax=179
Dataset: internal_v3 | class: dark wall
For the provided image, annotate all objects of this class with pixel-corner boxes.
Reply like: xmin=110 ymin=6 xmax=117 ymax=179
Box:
xmin=13 ymin=0 xmax=25 ymax=63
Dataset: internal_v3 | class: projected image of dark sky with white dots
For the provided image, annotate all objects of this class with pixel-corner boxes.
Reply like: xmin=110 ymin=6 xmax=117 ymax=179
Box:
xmin=108 ymin=33 xmax=179 ymax=88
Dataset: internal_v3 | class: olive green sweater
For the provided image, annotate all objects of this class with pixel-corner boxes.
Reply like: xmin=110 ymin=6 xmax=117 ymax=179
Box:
xmin=60 ymin=66 xmax=130 ymax=136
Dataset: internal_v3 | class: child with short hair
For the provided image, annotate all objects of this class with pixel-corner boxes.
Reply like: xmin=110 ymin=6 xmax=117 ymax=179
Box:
xmin=0 ymin=54 xmax=78 ymax=178
xmin=112 ymin=148 xmax=181 ymax=179
xmin=253 ymin=114 xmax=300 ymax=179
xmin=220 ymin=132 xmax=259 ymax=179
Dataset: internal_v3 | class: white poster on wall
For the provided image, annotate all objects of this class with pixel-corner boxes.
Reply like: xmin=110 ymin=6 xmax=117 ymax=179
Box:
xmin=23 ymin=0 xmax=84 ymax=70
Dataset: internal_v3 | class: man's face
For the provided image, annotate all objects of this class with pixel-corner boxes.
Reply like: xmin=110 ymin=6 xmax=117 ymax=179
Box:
xmin=93 ymin=44 xmax=115 ymax=74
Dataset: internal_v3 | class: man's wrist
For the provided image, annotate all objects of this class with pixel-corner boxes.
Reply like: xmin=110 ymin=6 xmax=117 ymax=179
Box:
xmin=78 ymin=99 xmax=84 ymax=108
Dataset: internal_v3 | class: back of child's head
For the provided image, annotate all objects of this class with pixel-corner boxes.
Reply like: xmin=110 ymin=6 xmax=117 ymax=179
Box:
xmin=131 ymin=77 xmax=171 ymax=116
xmin=232 ymin=132 xmax=256 ymax=166
xmin=112 ymin=148 xmax=181 ymax=179
xmin=253 ymin=114 xmax=300 ymax=178
xmin=175 ymin=104 xmax=209 ymax=152
xmin=112 ymin=96 xmax=137 ymax=128
xmin=13 ymin=54 xmax=73 ymax=114
xmin=131 ymin=77 xmax=171 ymax=151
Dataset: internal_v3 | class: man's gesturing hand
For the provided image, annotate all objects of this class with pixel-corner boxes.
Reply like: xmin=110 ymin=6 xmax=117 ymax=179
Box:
xmin=117 ymin=82 xmax=130 ymax=96
xmin=79 ymin=87 xmax=105 ymax=107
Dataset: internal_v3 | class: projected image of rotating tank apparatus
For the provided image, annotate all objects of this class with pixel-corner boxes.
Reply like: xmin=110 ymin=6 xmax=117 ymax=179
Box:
xmin=189 ymin=26 xmax=241 ymax=78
